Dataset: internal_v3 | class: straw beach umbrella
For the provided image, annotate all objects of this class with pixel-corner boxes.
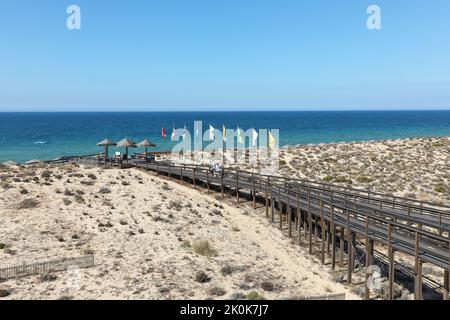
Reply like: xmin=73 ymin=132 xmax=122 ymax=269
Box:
xmin=137 ymin=139 xmax=156 ymax=156
xmin=97 ymin=139 xmax=116 ymax=161
xmin=116 ymin=138 xmax=137 ymax=159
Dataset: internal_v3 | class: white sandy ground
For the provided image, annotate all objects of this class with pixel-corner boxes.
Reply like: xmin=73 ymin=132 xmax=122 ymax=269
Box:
xmin=0 ymin=164 xmax=360 ymax=300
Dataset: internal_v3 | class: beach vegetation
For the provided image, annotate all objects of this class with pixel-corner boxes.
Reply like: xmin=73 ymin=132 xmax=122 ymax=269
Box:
xmin=356 ymin=176 xmax=373 ymax=183
xmin=81 ymin=180 xmax=95 ymax=186
xmin=168 ymin=200 xmax=183 ymax=211
xmin=207 ymin=286 xmax=226 ymax=296
xmin=17 ymin=198 xmax=40 ymax=209
xmin=75 ymin=194 xmax=85 ymax=204
xmin=0 ymin=289 xmax=11 ymax=297
xmin=194 ymin=271 xmax=211 ymax=283
xmin=64 ymin=189 xmax=74 ymax=196
xmin=245 ymin=291 xmax=265 ymax=300
xmin=230 ymin=292 xmax=245 ymax=300
xmin=87 ymin=173 xmax=97 ymax=180
xmin=39 ymin=273 xmax=57 ymax=282
xmin=1 ymin=181 xmax=12 ymax=189
xmin=192 ymin=240 xmax=217 ymax=257
xmin=41 ymin=170 xmax=51 ymax=179
xmin=221 ymin=264 xmax=234 ymax=276
xmin=434 ymin=184 xmax=447 ymax=193
xmin=99 ymin=187 xmax=111 ymax=194
xmin=431 ymin=142 xmax=445 ymax=148
xmin=261 ymin=281 xmax=275 ymax=292
xmin=162 ymin=182 xmax=172 ymax=191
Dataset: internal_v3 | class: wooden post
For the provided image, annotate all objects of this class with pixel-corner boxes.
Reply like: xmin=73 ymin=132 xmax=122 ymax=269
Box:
xmin=320 ymin=202 xmax=325 ymax=265
xmin=287 ymin=187 xmax=292 ymax=238
xmin=444 ymin=269 xmax=449 ymax=300
xmin=388 ymin=223 xmax=394 ymax=300
xmin=270 ymin=183 xmax=274 ymax=222
xmin=236 ymin=170 xmax=240 ymax=203
xmin=206 ymin=168 xmax=210 ymax=193
xmin=365 ymin=239 xmax=374 ymax=300
xmin=297 ymin=194 xmax=302 ymax=245
xmin=326 ymin=222 xmax=331 ymax=256
xmin=168 ymin=164 xmax=171 ymax=180
xmin=193 ymin=167 xmax=196 ymax=189
xmin=347 ymin=230 xmax=354 ymax=285
xmin=180 ymin=165 xmax=184 ymax=185
xmin=296 ymin=193 xmax=300 ymax=232
xmin=265 ymin=182 xmax=269 ymax=218
xmin=252 ymin=173 xmax=256 ymax=209
xmin=314 ymin=216 xmax=318 ymax=247
xmin=279 ymin=185 xmax=282 ymax=230
xmin=340 ymin=226 xmax=345 ymax=267
xmin=331 ymin=206 xmax=336 ymax=271
xmin=414 ymin=231 xmax=422 ymax=300
xmin=307 ymin=189 xmax=312 ymax=254
xmin=221 ymin=171 xmax=224 ymax=198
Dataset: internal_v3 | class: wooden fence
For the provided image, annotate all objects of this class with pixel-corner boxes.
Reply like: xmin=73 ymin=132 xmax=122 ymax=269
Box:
xmin=0 ymin=255 xmax=95 ymax=280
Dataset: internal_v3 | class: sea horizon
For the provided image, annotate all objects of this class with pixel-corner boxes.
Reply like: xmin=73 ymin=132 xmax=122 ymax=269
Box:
xmin=1 ymin=110 xmax=450 ymax=163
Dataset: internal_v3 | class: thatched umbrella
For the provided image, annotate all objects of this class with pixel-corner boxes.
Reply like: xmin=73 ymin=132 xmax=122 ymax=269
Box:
xmin=97 ymin=139 xmax=116 ymax=161
xmin=137 ymin=139 xmax=156 ymax=156
xmin=116 ymin=138 xmax=137 ymax=159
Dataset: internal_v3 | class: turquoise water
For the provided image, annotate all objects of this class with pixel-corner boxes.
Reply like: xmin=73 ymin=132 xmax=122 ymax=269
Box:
xmin=1 ymin=111 xmax=450 ymax=163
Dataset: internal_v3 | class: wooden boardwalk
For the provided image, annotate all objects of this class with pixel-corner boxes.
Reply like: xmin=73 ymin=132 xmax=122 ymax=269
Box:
xmin=134 ymin=160 xmax=450 ymax=300
xmin=62 ymin=155 xmax=450 ymax=300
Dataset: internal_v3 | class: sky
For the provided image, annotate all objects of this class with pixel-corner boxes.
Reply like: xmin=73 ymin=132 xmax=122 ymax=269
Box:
xmin=0 ymin=0 xmax=449 ymax=111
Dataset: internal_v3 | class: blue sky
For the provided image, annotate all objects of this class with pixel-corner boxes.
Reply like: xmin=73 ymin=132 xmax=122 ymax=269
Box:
xmin=0 ymin=0 xmax=449 ymax=111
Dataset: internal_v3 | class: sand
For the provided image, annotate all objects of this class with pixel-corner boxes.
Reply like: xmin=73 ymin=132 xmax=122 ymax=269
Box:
xmin=0 ymin=163 xmax=358 ymax=300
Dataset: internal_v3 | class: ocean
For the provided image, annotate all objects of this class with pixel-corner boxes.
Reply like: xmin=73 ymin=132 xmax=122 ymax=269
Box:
xmin=1 ymin=111 xmax=450 ymax=163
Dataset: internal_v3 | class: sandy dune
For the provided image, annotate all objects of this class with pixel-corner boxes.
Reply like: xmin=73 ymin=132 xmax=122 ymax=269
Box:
xmin=0 ymin=164 xmax=358 ymax=300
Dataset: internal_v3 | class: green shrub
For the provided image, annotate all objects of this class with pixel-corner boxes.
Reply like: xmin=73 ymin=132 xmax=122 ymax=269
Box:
xmin=192 ymin=240 xmax=217 ymax=257
xmin=194 ymin=271 xmax=210 ymax=283
xmin=87 ymin=173 xmax=97 ymax=180
xmin=245 ymin=291 xmax=265 ymax=300
xmin=17 ymin=198 xmax=40 ymax=209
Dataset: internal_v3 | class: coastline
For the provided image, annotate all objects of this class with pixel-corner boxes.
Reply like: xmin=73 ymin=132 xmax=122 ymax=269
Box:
xmin=1 ymin=135 xmax=448 ymax=300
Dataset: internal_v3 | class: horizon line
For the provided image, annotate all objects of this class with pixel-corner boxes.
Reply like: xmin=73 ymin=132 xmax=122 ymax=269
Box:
xmin=2 ymin=108 xmax=450 ymax=113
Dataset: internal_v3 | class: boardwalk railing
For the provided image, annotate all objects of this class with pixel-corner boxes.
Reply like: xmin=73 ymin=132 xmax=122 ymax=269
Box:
xmin=54 ymin=156 xmax=450 ymax=300
xmin=131 ymin=161 xmax=450 ymax=300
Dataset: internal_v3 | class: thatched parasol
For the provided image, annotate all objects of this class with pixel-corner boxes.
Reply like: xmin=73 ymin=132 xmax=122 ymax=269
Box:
xmin=97 ymin=139 xmax=116 ymax=160
xmin=137 ymin=139 xmax=156 ymax=156
xmin=116 ymin=138 xmax=137 ymax=159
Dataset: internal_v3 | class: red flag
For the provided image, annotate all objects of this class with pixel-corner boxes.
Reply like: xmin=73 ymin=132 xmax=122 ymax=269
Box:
xmin=161 ymin=127 xmax=166 ymax=139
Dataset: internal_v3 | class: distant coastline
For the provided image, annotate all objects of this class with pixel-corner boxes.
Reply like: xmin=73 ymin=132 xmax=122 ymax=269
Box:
xmin=1 ymin=110 xmax=450 ymax=162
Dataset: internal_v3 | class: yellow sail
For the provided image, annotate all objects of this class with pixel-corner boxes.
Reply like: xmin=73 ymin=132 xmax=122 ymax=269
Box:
xmin=268 ymin=130 xmax=276 ymax=147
